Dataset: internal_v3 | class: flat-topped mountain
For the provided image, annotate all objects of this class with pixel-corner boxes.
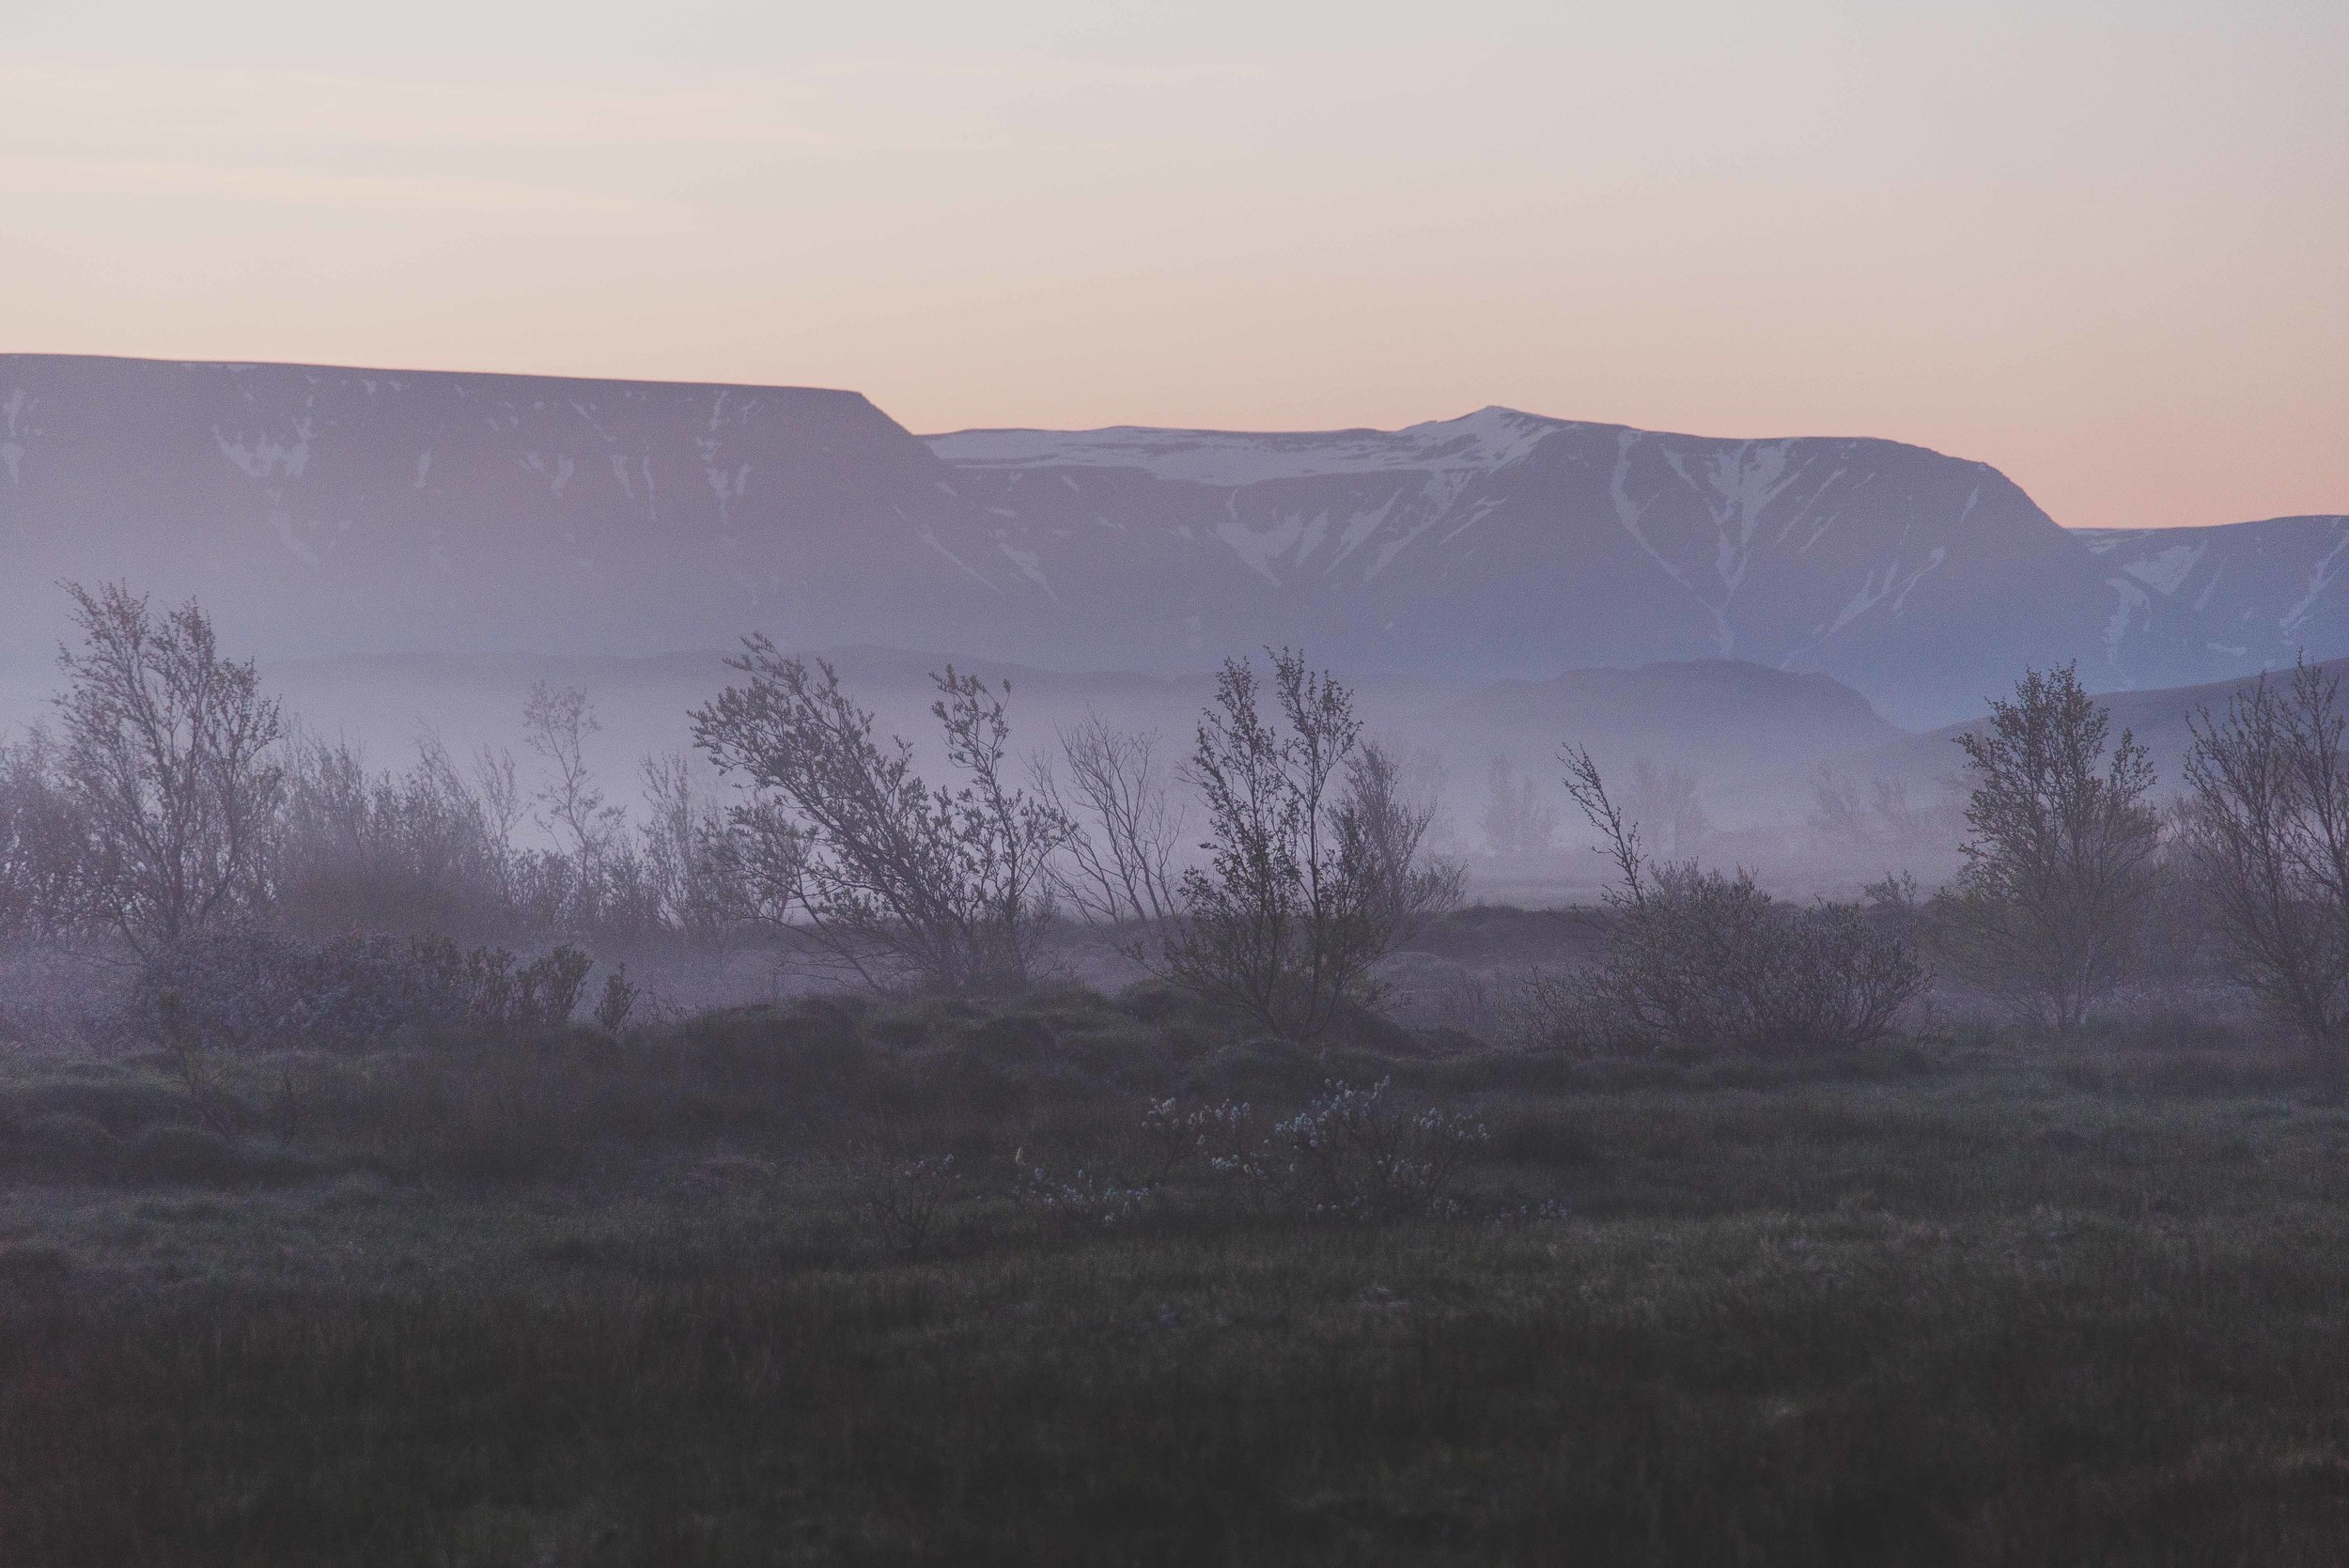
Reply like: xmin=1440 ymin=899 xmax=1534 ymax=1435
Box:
xmin=3 ymin=354 xmax=2341 ymax=726
xmin=0 ymin=353 xmax=1029 ymax=665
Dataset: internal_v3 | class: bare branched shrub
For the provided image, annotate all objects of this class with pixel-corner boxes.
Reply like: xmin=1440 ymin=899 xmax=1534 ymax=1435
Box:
xmin=638 ymin=753 xmax=754 ymax=939
xmin=855 ymin=1152 xmax=959 ymax=1257
xmin=1273 ymin=1078 xmax=1489 ymax=1220
xmin=1545 ymin=747 xmax=1927 ymax=1055
xmin=1156 ymin=651 xmax=1457 ymax=1046
xmin=1040 ymin=715 xmax=1183 ymax=924
xmin=692 ymin=642 xmax=1073 ymax=993
xmin=274 ymin=735 xmax=519 ymax=939
xmin=2183 ymin=662 xmax=2349 ymax=1083
xmin=1945 ymin=664 xmax=2160 ymax=1030
xmin=1342 ymin=740 xmax=1467 ymax=956
xmin=153 ymin=990 xmax=242 ymax=1137
xmin=54 ymin=583 xmax=284 ymax=953
xmin=523 ymin=682 xmax=621 ymax=872
xmin=466 ymin=944 xmax=593 ymax=1029
xmin=592 ymin=964 xmax=639 ymax=1032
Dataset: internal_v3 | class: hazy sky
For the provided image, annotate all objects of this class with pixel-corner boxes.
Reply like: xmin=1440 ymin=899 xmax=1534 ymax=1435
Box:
xmin=5 ymin=1 xmax=2342 ymax=529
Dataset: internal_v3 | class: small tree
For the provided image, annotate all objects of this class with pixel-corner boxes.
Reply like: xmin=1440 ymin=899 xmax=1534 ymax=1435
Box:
xmin=1340 ymin=739 xmax=1466 ymax=953
xmin=692 ymin=641 xmax=1073 ymax=993
xmin=1157 ymin=649 xmax=1453 ymax=1047
xmin=2182 ymin=661 xmax=2349 ymax=1086
xmin=1478 ymin=754 xmax=1558 ymax=861
xmin=0 ymin=728 xmax=89 ymax=941
xmin=523 ymin=681 xmax=620 ymax=872
xmin=1040 ymin=714 xmax=1183 ymax=924
xmin=1946 ymin=664 xmax=2159 ymax=1031
xmin=53 ymin=583 xmax=284 ymax=953
xmin=1626 ymin=756 xmax=1711 ymax=857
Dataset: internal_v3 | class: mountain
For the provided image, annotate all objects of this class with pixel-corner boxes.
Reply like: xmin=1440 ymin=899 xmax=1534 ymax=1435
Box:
xmin=3 ymin=354 xmax=2342 ymax=728
xmin=0 ymin=354 xmax=1031 ymax=665
xmin=925 ymin=414 xmax=2120 ymax=724
xmin=2079 ymin=519 xmax=2349 ymax=691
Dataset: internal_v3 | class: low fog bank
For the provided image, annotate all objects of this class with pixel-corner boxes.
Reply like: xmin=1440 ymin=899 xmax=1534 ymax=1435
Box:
xmin=0 ymin=642 xmax=1971 ymax=911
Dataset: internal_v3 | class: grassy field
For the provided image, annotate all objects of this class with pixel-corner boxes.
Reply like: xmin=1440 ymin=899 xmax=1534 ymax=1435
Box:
xmin=5 ymin=990 xmax=2349 ymax=1564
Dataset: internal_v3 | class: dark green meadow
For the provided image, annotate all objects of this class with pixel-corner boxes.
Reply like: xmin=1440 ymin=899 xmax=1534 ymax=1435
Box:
xmin=6 ymin=993 xmax=2349 ymax=1565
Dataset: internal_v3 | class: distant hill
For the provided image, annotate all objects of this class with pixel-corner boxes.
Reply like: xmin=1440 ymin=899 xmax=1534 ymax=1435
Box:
xmin=1887 ymin=657 xmax=2349 ymax=796
xmin=3 ymin=354 xmax=2342 ymax=728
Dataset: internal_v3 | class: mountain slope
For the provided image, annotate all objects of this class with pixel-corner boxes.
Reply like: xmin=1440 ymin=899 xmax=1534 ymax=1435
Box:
xmin=0 ymin=353 xmax=1030 ymax=662
xmin=2079 ymin=518 xmax=2349 ymax=690
xmin=926 ymin=412 xmax=2118 ymax=724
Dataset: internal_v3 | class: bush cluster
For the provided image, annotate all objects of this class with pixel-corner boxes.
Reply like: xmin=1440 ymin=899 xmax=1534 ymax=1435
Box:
xmin=120 ymin=930 xmax=599 ymax=1057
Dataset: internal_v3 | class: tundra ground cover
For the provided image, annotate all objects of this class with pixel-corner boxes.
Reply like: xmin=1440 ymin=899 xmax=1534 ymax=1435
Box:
xmin=3 ymin=992 xmax=2348 ymax=1564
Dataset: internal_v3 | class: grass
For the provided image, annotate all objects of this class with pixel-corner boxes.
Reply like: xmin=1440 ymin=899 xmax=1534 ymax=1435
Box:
xmin=5 ymin=990 xmax=2349 ymax=1562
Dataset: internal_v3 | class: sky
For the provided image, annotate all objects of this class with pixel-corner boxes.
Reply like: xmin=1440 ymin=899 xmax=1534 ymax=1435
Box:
xmin=4 ymin=1 xmax=2343 ymax=531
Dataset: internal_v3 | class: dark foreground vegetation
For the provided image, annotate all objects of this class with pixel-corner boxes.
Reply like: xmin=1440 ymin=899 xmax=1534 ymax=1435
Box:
xmin=7 ymin=988 xmax=2349 ymax=1565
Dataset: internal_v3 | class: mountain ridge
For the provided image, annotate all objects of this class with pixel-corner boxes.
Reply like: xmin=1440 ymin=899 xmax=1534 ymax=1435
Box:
xmin=4 ymin=353 xmax=2341 ymax=727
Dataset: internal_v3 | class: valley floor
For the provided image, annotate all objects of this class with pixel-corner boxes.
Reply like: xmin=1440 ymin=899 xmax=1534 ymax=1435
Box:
xmin=4 ymin=995 xmax=2348 ymax=1564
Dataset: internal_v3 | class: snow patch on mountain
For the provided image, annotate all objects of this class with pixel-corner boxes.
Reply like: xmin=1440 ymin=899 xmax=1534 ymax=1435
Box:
xmin=924 ymin=405 xmax=1555 ymax=486
xmin=1 ymin=387 xmax=26 ymax=486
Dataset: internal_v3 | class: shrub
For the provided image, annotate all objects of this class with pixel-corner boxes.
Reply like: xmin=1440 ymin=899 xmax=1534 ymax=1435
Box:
xmin=692 ymin=644 xmax=1073 ymax=994
xmin=1273 ymin=1077 xmax=1488 ymax=1219
xmin=1154 ymin=651 xmax=1462 ymax=1047
xmin=1545 ymin=749 xmax=1927 ymax=1056
xmin=854 ymin=1153 xmax=959 ymax=1256
xmin=122 ymin=932 xmax=595 ymax=1056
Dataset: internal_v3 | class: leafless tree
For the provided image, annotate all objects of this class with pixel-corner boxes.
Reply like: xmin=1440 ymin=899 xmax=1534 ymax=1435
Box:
xmin=692 ymin=640 xmax=1073 ymax=993
xmin=467 ymin=740 xmax=526 ymax=858
xmin=2182 ymin=661 xmax=2349 ymax=1085
xmin=523 ymin=681 xmax=619 ymax=870
xmin=1157 ymin=650 xmax=1450 ymax=1046
xmin=1945 ymin=664 xmax=2159 ymax=1031
xmin=1478 ymin=754 xmax=1558 ymax=861
xmin=1627 ymin=756 xmax=1711 ymax=857
xmin=1342 ymin=739 xmax=1467 ymax=950
xmin=638 ymin=752 xmax=754 ymax=939
xmin=53 ymin=583 xmax=284 ymax=953
xmin=0 ymin=727 xmax=89 ymax=941
xmin=1039 ymin=714 xmax=1183 ymax=924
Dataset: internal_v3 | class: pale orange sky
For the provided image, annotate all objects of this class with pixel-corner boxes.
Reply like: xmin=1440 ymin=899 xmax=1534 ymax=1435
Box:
xmin=4 ymin=2 xmax=2344 ymax=530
